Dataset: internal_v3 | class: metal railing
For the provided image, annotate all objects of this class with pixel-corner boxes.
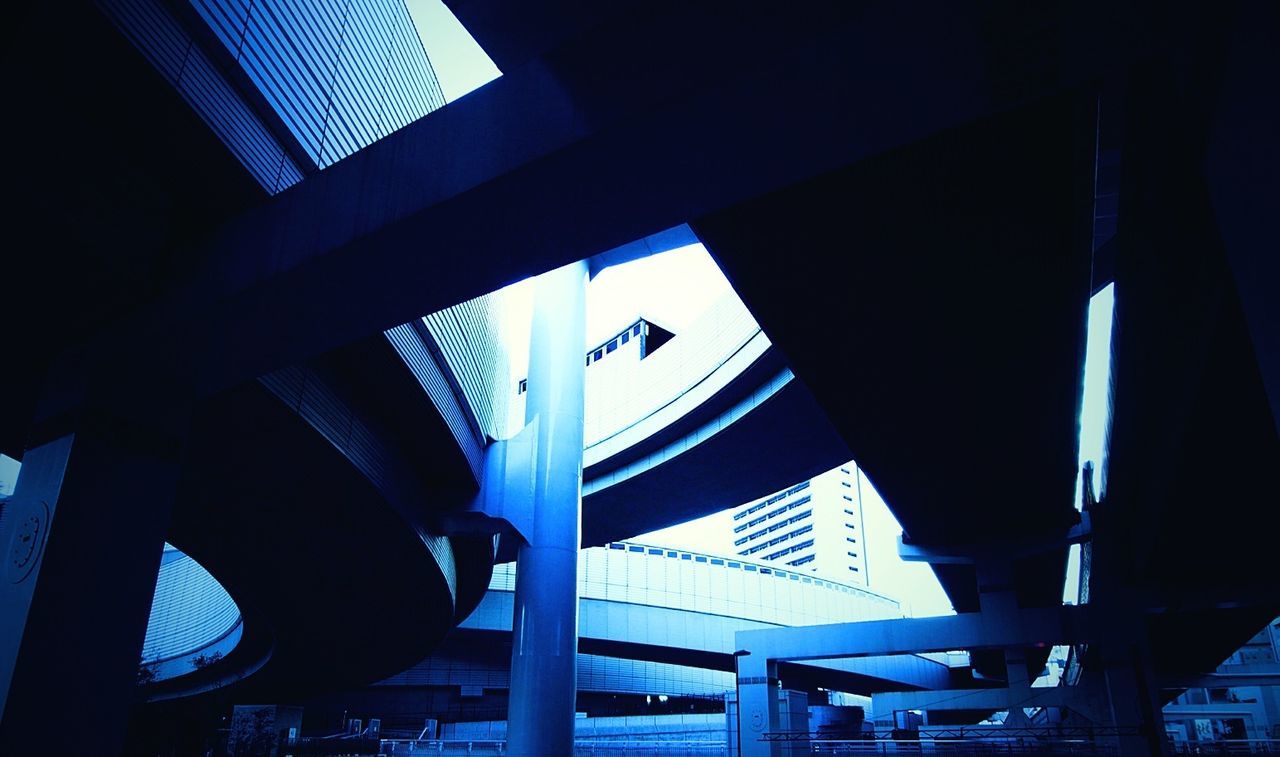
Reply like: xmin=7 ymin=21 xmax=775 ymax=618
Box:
xmin=378 ymin=740 xmax=729 ymax=755
xmin=1169 ymin=740 xmax=1280 ymax=754
xmin=758 ymin=732 xmax=1280 ymax=755
xmin=806 ymin=741 xmax=1120 ymax=755
xmin=322 ymin=735 xmax=1280 ymax=756
xmin=759 ymin=727 xmax=1136 ymax=755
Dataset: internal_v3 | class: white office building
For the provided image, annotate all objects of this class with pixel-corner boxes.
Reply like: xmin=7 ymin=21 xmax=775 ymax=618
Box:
xmin=566 ymin=290 xmax=874 ymax=587
xmin=726 ymin=463 xmax=870 ymax=585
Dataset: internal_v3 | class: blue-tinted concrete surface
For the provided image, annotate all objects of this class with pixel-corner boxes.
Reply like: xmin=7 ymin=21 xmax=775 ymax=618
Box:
xmin=507 ymin=260 xmax=589 ymax=756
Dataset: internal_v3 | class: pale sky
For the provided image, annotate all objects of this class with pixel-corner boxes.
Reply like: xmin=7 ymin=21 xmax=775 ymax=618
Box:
xmin=397 ymin=3 xmax=959 ymax=615
xmin=1077 ymin=284 xmax=1116 ymax=502
xmin=404 ymin=0 xmax=501 ymax=102
xmin=496 ymin=243 xmax=734 ymax=393
xmin=1063 ymin=283 xmax=1115 ymax=604
xmin=0 ymin=454 xmax=19 ymax=497
xmin=586 ymin=243 xmax=731 ymax=344
xmin=407 ymin=4 xmax=1115 ymax=618
xmin=581 ymin=245 xmax=958 ymax=617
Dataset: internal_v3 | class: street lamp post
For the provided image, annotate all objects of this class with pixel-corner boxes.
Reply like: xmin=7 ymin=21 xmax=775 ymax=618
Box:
xmin=733 ymin=649 xmax=750 ymax=757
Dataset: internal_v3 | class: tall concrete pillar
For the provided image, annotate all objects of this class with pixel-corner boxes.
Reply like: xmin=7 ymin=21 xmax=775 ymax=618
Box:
xmin=0 ymin=419 xmax=180 ymax=754
xmin=737 ymin=652 xmax=783 ymax=757
xmin=1094 ymin=615 xmax=1168 ymax=756
xmin=506 ymin=260 xmax=589 ymax=756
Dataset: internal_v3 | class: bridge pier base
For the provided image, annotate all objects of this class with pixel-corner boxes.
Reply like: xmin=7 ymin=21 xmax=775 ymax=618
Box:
xmin=0 ymin=419 xmax=180 ymax=754
xmin=736 ymin=654 xmax=783 ymax=757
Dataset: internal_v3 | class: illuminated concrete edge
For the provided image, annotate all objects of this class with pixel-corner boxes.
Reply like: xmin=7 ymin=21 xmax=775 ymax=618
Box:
xmin=584 ymin=368 xmax=793 ymax=496
xmin=506 ymin=261 xmax=588 ymax=757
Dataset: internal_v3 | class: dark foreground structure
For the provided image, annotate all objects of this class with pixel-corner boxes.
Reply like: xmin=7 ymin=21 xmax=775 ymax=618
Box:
xmin=1 ymin=2 xmax=1278 ymax=755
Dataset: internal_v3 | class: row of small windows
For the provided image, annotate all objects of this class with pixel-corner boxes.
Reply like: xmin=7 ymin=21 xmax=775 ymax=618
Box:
xmin=521 ymin=324 xmax=646 ymax=393
xmin=739 ymin=524 xmax=814 ymax=557
xmin=587 ymin=324 xmax=644 ymax=366
xmin=192 ymin=0 xmax=446 ymax=170
xmin=733 ymin=481 xmax=812 ymax=521
xmin=765 ymin=538 xmax=814 ymax=561
xmin=733 ymin=495 xmax=812 ymax=535
xmin=734 ymin=509 xmax=813 ymax=547
xmin=603 ymin=541 xmax=881 ymax=596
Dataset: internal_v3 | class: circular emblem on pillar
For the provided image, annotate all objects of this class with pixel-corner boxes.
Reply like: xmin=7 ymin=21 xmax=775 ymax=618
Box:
xmin=8 ymin=500 xmax=49 ymax=584
xmin=749 ymin=708 xmax=766 ymax=732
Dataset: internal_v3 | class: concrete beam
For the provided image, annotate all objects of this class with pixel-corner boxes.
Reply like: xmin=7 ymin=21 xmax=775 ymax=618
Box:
xmin=1203 ymin=2 xmax=1280 ymax=437
xmin=588 ymin=224 xmax=699 ymax=279
xmin=898 ymin=513 xmax=1092 ymax=565
xmin=442 ymin=0 xmax=638 ymax=72
xmin=1161 ymin=672 xmax=1280 ymax=690
xmin=735 ymin=606 xmax=1091 ymax=663
xmin=1143 ymin=585 xmax=1280 ymax=613
xmin=51 ymin=3 xmax=1126 ymax=425
xmin=440 ymin=418 xmax=538 ymax=548
xmin=873 ymin=685 xmax=1103 ymax=720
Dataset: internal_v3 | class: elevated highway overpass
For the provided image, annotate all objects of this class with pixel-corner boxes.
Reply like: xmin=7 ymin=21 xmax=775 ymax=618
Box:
xmin=2 ymin=2 xmax=1277 ymax=753
xmin=376 ymin=543 xmax=955 ymax=706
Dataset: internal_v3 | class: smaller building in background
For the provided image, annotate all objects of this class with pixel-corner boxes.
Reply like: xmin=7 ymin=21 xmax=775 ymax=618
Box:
xmin=642 ymin=460 xmax=875 ymax=587
xmin=727 ymin=464 xmax=870 ymax=585
xmin=140 ymin=545 xmax=243 ymax=683
xmin=100 ymin=0 xmax=447 ymax=193
xmin=1162 ymin=619 xmax=1280 ymax=746
xmin=585 ymin=318 xmax=675 ymax=372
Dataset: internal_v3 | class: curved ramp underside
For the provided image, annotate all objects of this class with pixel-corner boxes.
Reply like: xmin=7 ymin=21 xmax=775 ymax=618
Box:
xmin=582 ymin=369 xmax=851 ymax=548
xmin=693 ymin=94 xmax=1096 ymax=614
xmin=156 ymin=378 xmax=492 ymax=701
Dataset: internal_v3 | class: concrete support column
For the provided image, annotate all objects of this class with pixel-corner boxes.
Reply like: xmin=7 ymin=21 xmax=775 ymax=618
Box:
xmin=1097 ymin=635 xmax=1168 ymax=755
xmin=0 ymin=419 xmax=181 ymax=754
xmin=737 ymin=652 xmax=783 ymax=757
xmin=1002 ymin=648 xmax=1035 ymax=727
xmin=1005 ymin=649 xmax=1031 ymax=689
xmin=506 ymin=260 xmax=589 ymax=757
xmin=976 ymin=559 xmax=1017 ymax=617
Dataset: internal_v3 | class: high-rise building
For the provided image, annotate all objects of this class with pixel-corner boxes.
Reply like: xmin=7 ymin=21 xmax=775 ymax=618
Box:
xmin=585 ymin=297 xmax=876 ymax=587
xmin=726 ymin=463 xmax=870 ymax=585
xmin=634 ymin=458 xmax=875 ymax=588
xmin=99 ymin=0 xmax=445 ymax=193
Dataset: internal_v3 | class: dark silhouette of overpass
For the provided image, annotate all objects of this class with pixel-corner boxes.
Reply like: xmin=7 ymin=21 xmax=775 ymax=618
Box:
xmin=2 ymin=2 xmax=1277 ymax=754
